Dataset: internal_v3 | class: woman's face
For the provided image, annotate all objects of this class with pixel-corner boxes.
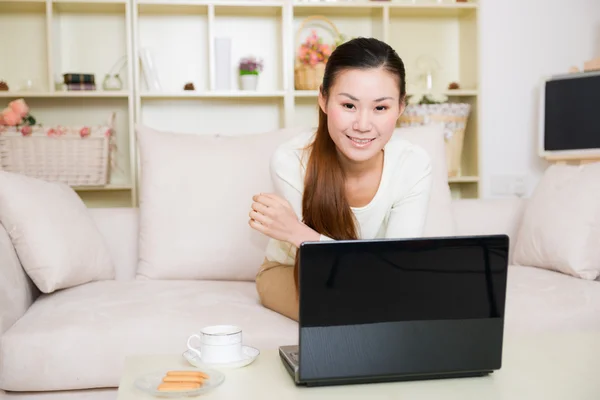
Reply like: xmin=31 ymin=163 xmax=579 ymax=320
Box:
xmin=318 ymin=67 xmax=404 ymax=165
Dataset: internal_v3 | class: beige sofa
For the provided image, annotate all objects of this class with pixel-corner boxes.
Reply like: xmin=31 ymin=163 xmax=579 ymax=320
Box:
xmin=1 ymin=125 xmax=599 ymax=399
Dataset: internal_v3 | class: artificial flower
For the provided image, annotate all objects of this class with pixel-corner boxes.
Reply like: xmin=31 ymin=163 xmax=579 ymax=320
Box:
xmin=9 ymin=98 xmax=29 ymax=118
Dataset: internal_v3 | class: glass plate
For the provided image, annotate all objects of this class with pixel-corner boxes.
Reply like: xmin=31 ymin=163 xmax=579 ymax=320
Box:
xmin=134 ymin=367 xmax=225 ymax=398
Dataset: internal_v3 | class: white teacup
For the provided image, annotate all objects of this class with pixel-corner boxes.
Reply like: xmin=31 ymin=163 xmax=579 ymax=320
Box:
xmin=186 ymin=325 xmax=243 ymax=364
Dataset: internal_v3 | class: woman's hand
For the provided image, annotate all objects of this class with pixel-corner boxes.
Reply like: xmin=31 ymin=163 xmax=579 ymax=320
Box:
xmin=249 ymin=193 xmax=320 ymax=247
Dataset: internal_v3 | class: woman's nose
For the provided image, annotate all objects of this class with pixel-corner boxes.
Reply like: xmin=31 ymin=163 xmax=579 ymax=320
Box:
xmin=353 ymin=110 xmax=372 ymax=132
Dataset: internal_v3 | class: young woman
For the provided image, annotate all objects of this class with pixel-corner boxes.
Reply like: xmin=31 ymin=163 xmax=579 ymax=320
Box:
xmin=249 ymin=37 xmax=433 ymax=321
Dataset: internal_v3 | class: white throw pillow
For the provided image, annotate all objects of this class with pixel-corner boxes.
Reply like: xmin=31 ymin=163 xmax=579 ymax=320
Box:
xmin=513 ymin=162 xmax=600 ymax=280
xmin=135 ymin=124 xmax=457 ymax=282
xmin=135 ymin=125 xmax=307 ymax=281
xmin=0 ymin=171 xmax=115 ymax=293
xmin=394 ymin=124 xmax=457 ymax=237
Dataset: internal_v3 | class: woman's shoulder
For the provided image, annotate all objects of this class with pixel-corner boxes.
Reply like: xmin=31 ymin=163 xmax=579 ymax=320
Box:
xmin=270 ymin=128 xmax=316 ymax=173
xmin=384 ymin=135 xmax=432 ymax=172
xmin=383 ymin=136 xmax=433 ymax=200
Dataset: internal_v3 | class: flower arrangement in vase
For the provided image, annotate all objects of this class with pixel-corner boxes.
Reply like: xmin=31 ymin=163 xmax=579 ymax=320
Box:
xmin=297 ymin=29 xmax=335 ymax=67
xmin=294 ymin=24 xmax=346 ymax=90
xmin=0 ymin=98 xmax=37 ymax=136
xmin=238 ymin=56 xmax=263 ymax=91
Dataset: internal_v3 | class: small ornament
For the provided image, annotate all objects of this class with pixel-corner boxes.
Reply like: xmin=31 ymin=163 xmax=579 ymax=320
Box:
xmin=102 ymin=74 xmax=123 ymax=91
xmin=448 ymin=82 xmax=460 ymax=90
xmin=0 ymin=81 xmax=8 ymax=91
xmin=184 ymin=82 xmax=195 ymax=91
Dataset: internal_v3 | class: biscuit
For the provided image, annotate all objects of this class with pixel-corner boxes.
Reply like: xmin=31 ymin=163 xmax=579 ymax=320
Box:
xmin=166 ymin=370 xmax=209 ymax=379
xmin=162 ymin=376 xmax=204 ymax=384
xmin=157 ymin=382 xmax=201 ymax=391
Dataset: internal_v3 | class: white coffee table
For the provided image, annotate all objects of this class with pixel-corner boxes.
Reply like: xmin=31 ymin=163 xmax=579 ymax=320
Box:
xmin=117 ymin=331 xmax=600 ymax=399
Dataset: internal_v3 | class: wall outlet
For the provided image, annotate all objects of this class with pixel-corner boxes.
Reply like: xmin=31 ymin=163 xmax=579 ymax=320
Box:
xmin=491 ymin=174 xmax=528 ymax=197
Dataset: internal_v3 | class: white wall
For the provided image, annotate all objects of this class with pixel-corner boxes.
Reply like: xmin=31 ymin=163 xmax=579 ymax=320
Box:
xmin=479 ymin=0 xmax=600 ymax=198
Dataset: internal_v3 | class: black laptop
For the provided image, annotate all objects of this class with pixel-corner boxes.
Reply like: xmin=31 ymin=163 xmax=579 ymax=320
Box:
xmin=279 ymin=234 xmax=510 ymax=387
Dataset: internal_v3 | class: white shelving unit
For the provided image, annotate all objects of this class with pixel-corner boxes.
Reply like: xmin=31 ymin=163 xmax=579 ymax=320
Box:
xmin=0 ymin=0 xmax=480 ymax=206
xmin=0 ymin=0 xmax=136 ymax=207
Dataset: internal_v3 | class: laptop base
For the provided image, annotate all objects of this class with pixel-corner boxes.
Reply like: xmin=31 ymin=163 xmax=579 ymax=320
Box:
xmin=279 ymin=345 xmax=492 ymax=387
xmin=300 ymin=370 xmax=492 ymax=387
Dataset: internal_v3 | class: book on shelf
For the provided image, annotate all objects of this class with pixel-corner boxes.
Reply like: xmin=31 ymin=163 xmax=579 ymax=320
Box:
xmin=63 ymin=73 xmax=95 ymax=85
xmin=66 ymin=83 xmax=97 ymax=91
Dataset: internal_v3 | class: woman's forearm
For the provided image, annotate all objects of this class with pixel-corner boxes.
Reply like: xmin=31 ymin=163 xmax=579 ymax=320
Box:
xmin=290 ymin=222 xmax=321 ymax=248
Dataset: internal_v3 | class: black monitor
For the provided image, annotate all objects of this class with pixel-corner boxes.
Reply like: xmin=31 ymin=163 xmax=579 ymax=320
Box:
xmin=539 ymin=71 xmax=600 ymax=158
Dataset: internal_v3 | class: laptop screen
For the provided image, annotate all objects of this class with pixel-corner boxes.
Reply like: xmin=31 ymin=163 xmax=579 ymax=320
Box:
xmin=298 ymin=235 xmax=509 ymax=327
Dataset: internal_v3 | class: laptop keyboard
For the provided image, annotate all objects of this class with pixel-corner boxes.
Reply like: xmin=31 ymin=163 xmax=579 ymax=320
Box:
xmin=289 ymin=351 xmax=299 ymax=364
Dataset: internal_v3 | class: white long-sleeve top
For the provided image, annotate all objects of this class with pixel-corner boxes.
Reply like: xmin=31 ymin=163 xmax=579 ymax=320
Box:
xmin=264 ymin=129 xmax=433 ymax=265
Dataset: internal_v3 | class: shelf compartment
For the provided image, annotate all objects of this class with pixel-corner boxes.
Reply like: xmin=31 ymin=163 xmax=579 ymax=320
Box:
xmin=294 ymin=89 xmax=478 ymax=97
xmin=52 ymin=0 xmax=127 ymax=14
xmin=450 ymin=180 xmax=478 ymax=199
xmin=388 ymin=2 xmax=478 ymax=18
xmin=293 ymin=1 xmax=386 ymax=18
xmin=140 ymin=97 xmax=284 ymax=135
xmin=54 ymin=0 xmax=128 ymax=3
xmin=50 ymin=0 xmax=129 ymax=94
xmin=137 ymin=1 xmax=208 ymax=15
xmin=0 ymin=91 xmax=130 ymax=98
xmin=294 ymin=90 xmax=320 ymax=98
xmin=448 ymin=176 xmax=478 ymax=183
xmin=0 ymin=0 xmax=46 ymax=12
xmin=0 ymin=2 xmax=49 ymax=92
xmin=141 ymin=91 xmax=285 ymax=99
xmin=212 ymin=5 xmax=284 ymax=92
xmin=214 ymin=2 xmax=283 ymax=17
xmin=291 ymin=97 xmax=319 ymax=129
xmin=458 ymin=95 xmax=478 ymax=178
xmin=136 ymin=4 xmax=209 ymax=92
xmin=389 ymin=16 xmax=466 ymax=94
xmin=293 ymin=6 xmax=385 ymax=44
xmin=76 ymin=189 xmax=134 ymax=207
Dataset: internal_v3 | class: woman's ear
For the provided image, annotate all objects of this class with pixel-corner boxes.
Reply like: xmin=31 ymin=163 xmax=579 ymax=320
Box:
xmin=397 ymin=97 xmax=406 ymax=119
xmin=318 ymin=86 xmax=327 ymax=114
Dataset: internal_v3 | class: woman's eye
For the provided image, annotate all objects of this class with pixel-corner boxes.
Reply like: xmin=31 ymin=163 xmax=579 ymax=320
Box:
xmin=375 ymin=106 xmax=388 ymax=111
xmin=343 ymin=103 xmax=355 ymax=110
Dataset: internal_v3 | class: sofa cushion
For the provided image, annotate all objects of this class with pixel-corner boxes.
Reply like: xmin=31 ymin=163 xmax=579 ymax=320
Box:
xmin=394 ymin=125 xmax=457 ymax=236
xmin=0 ymin=171 xmax=114 ymax=294
xmin=451 ymin=198 xmax=527 ymax=264
xmin=88 ymin=208 xmax=139 ymax=282
xmin=135 ymin=125 xmax=308 ymax=281
xmin=513 ymin=162 xmax=600 ymax=280
xmin=0 ymin=223 xmax=38 ymax=334
xmin=0 ymin=280 xmax=297 ymax=392
xmin=504 ymin=265 xmax=600 ymax=334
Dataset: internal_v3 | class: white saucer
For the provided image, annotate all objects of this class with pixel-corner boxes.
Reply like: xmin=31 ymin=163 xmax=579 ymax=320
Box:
xmin=183 ymin=346 xmax=260 ymax=369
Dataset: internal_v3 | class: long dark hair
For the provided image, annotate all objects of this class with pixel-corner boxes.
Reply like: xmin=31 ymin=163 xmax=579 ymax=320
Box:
xmin=293 ymin=37 xmax=407 ymax=290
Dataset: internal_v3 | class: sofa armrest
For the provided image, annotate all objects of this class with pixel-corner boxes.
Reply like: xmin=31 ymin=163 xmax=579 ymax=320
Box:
xmin=451 ymin=198 xmax=528 ymax=264
xmin=0 ymin=224 xmax=38 ymax=334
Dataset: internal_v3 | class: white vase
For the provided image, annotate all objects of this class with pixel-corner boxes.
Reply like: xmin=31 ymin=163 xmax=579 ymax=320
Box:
xmin=240 ymin=75 xmax=258 ymax=91
xmin=215 ymin=37 xmax=232 ymax=90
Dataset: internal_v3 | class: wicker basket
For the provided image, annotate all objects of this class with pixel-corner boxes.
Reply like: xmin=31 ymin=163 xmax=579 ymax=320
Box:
xmin=294 ymin=15 xmax=341 ymax=91
xmin=399 ymin=103 xmax=471 ymax=177
xmin=0 ymin=113 xmax=116 ymax=186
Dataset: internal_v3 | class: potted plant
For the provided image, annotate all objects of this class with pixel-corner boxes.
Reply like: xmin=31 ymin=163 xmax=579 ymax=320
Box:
xmin=238 ymin=56 xmax=263 ymax=91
